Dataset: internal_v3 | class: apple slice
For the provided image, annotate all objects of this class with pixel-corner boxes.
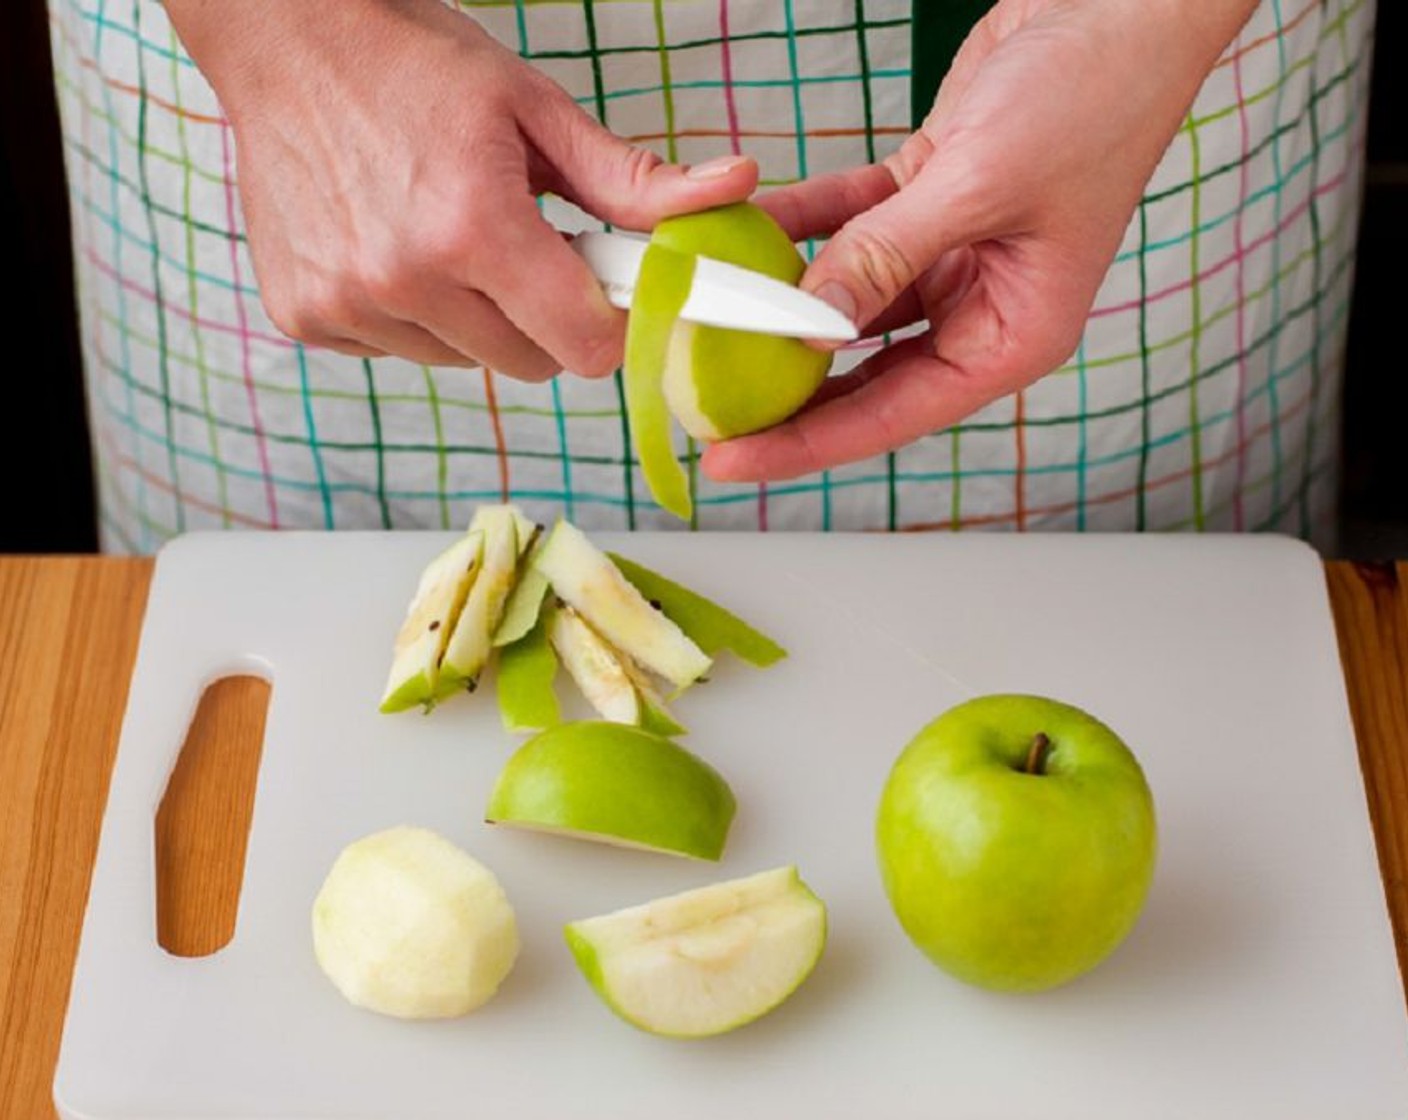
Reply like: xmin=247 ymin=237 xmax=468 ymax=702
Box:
xmin=624 ymin=241 xmax=696 ymax=520
xmin=501 ymin=504 xmax=540 ymax=559
xmin=438 ymin=505 xmax=521 ymax=698
xmin=548 ymin=605 xmax=687 ymax=736
xmin=564 ymin=866 xmax=827 ymax=1038
xmin=490 ymin=504 xmax=551 ymax=649
xmin=496 ymin=604 xmax=561 ymax=733
xmin=533 ymin=519 xmax=711 ymax=690
xmin=617 ymin=655 xmax=689 ymax=738
xmin=492 ymin=534 xmax=551 ymax=649
xmin=379 ymin=532 xmax=483 ymax=713
xmin=485 ymin=721 xmax=735 ymax=860
xmin=312 ymin=826 xmax=519 ymax=1019
xmin=609 ymin=552 xmax=786 ymax=667
xmin=548 ymin=604 xmax=638 ymax=724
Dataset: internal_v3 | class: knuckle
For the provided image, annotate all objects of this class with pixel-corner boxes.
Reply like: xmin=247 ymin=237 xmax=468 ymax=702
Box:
xmin=927 ymin=132 xmax=1008 ymax=224
xmin=607 ymin=145 xmax=668 ymax=229
xmin=839 ymin=225 xmax=918 ymax=307
xmin=263 ymin=290 xmax=317 ymax=342
xmin=622 ymin=144 xmax=666 ymax=193
xmin=884 ymin=130 xmax=937 ymax=190
xmin=528 ymin=355 xmax=564 ymax=382
xmin=358 ymin=254 xmax=409 ymax=310
xmin=502 ymin=352 xmax=562 ymax=383
xmin=302 ymin=286 xmax=356 ymax=334
xmin=427 ymin=206 xmax=500 ymax=279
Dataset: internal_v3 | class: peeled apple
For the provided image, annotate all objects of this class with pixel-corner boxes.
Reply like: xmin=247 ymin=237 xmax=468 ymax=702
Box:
xmin=624 ymin=202 xmax=833 ymax=520
xmin=311 ymin=826 xmax=519 ymax=1019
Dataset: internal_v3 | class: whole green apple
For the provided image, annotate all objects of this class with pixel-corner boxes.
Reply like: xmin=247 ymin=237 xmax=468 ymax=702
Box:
xmin=875 ymin=694 xmax=1157 ymax=993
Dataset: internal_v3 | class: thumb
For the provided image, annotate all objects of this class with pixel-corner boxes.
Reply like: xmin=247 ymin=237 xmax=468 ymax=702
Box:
xmin=800 ymin=162 xmax=971 ymax=339
xmin=529 ymin=104 xmax=758 ymax=230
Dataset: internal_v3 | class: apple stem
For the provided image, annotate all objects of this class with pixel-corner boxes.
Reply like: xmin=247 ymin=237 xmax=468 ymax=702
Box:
xmin=1025 ymin=733 xmax=1052 ymax=775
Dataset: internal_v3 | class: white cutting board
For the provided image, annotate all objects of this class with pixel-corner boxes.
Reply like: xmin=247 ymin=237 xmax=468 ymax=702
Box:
xmin=55 ymin=531 xmax=1408 ymax=1119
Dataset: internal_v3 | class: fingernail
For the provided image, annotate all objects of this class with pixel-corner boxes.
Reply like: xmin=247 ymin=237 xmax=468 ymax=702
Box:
xmin=686 ymin=155 xmax=749 ymax=180
xmin=812 ymin=281 xmax=857 ymax=323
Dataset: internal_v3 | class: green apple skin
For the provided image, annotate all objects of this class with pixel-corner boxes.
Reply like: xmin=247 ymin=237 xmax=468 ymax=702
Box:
xmin=876 ymin=694 xmax=1157 ymax=993
xmin=495 ymin=605 xmax=561 ymax=733
xmin=624 ymin=242 xmax=697 ymax=520
xmin=608 ymin=552 xmax=787 ymax=668
xmin=486 ymin=721 xmax=736 ymax=861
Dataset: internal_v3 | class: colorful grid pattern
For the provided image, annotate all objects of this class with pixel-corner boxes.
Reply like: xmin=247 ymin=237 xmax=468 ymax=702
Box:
xmin=46 ymin=0 xmax=1375 ymax=552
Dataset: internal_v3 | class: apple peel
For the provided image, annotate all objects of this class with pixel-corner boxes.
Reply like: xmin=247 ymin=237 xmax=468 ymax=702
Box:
xmin=609 ymin=552 xmax=786 ymax=667
xmin=624 ymin=242 xmax=696 ymax=521
xmin=496 ymin=604 xmax=561 ymax=733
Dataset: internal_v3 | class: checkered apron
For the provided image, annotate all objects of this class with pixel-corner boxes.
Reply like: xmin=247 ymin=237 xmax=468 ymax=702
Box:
xmin=47 ymin=0 xmax=1374 ymax=551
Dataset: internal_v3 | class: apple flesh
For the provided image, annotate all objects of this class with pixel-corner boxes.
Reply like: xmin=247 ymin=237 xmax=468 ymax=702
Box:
xmin=492 ymin=531 xmax=550 ymax=649
xmin=548 ymin=604 xmax=641 ymax=725
xmin=875 ymin=694 xmax=1157 ymax=993
xmin=438 ymin=505 xmax=525 ymax=697
xmin=565 ymin=866 xmax=827 ymax=1038
xmin=311 ymin=826 xmax=519 ymax=1019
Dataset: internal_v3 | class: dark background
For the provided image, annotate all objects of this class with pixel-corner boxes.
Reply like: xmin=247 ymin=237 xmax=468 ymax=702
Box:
xmin=2 ymin=2 xmax=1403 ymax=556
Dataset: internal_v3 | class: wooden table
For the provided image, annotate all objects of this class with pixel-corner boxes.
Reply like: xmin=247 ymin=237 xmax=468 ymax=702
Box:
xmin=2 ymin=555 xmax=1405 ymax=1117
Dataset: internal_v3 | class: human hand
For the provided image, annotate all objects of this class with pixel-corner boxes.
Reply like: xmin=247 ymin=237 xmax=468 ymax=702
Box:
xmin=704 ymin=0 xmax=1257 ymax=480
xmin=167 ymin=0 xmax=757 ymax=379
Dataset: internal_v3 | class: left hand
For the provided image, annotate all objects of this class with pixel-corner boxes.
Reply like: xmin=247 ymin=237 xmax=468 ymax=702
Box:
xmin=702 ymin=0 xmax=1257 ymax=482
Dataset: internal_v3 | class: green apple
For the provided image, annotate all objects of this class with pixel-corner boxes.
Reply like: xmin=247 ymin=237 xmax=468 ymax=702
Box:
xmin=533 ymin=519 xmax=711 ymax=690
xmin=485 ymin=721 xmax=735 ymax=860
xmin=652 ymin=203 xmax=832 ymax=442
xmin=609 ymin=552 xmax=786 ymax=667
xmin=379 ymin=531 xmax=483 ymax=713
xmin=564 ymin=866 xmax=826 ymax=1038
xmin=311 ymin=825 xmax=519 ymax=1019
xmin=624 ymin=202 xmax=834 ymax=520
xmin=875 ymin=694 xmax=1157 ymax=993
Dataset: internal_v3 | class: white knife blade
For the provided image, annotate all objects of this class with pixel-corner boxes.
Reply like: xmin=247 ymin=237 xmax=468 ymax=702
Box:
xmin=571 ymin=230 xmax=858 ymax=342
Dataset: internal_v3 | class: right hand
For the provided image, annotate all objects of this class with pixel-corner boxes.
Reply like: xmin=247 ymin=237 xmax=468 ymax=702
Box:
xmin=174 ymin=0 xmax=757 ymax=380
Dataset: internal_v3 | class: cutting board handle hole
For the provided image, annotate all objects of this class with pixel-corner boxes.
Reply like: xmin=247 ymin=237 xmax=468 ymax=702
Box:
xmin=155 ymin=672 xmax=272 ymax=958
